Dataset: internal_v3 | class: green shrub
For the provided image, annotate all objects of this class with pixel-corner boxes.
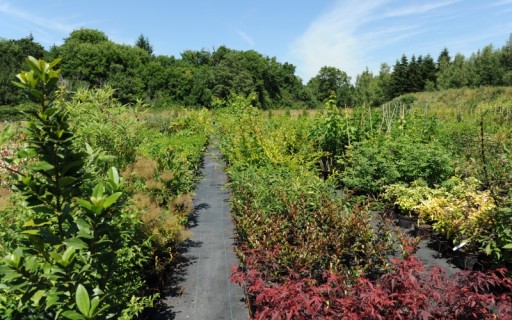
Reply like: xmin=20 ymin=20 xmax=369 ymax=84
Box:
xmin=0 ymin=57 xmax=153 ymax=319
xmin=217 ymin=96 xmax=395 ymax=282
xmin=481 ymin=204 xmax=512 ymax=266
xmin=384 ymin=177 xmax=497 ymax=254
xmin=66 ymin=86 xmax=146 ymax=171
xmin=341 ymin=135 xmax=454 ymax=194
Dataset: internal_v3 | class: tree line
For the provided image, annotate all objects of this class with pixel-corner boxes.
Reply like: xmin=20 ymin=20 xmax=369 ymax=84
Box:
xmin=1 ymin=28 xmax=512 ymax=108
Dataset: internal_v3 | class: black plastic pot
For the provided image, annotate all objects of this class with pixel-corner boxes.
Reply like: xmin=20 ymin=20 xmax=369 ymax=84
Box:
xmin=453 ymin=251 xmax=479 ymax=270
xmin=397 ymin=214 xmax=417 ymax=229
xmin=414 ymin=224 xmax=433 ymax=239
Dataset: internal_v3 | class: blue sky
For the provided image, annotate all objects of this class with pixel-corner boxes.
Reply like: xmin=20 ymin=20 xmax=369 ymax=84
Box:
xmin=1 ymin=0 xmax=512 ymax=82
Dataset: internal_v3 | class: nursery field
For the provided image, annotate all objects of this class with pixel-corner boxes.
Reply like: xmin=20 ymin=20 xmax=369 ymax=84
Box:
xmin=1 ymin=57 xmax=512 ymax=319
xmin=216 ymin=94 xmax=512 ymax=318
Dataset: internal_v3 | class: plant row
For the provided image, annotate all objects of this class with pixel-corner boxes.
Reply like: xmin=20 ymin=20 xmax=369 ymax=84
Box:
xmin=0 ymin=57 xmax=210 ymax=318
xmin=217 ymin=95 xmax=512 ymax=318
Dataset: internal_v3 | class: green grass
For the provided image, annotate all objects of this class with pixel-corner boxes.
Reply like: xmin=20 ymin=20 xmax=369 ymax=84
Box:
xmin=389 ymin=86 xmax=512 ymax=117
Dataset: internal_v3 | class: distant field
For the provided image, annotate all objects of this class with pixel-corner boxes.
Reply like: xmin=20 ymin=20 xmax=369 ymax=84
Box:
xmin=390 ymin=86 xmax=512 ymax=117
xmin=265 ymin=109 xmax=325 ymax=118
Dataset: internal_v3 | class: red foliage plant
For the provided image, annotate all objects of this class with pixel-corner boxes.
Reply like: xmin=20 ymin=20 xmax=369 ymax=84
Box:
xmin=232 ymin=250 xmax=512 ymax=320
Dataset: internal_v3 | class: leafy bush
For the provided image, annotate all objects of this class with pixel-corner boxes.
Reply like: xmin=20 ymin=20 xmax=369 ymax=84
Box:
xmin=341 ymin=135 xmax=454 ymax=194
xmin=308 ymin=98 xmax=349 ymax=157
xmin=0 ymin=57 xmax=153 ymax=319
xmin=418 ymin=178 xmax=495 ymax=246
xmin=382 ymin=179 xmax=443 ymax=214
xmin=66 ymin=86 xmax=146 ymax=171
xmin=480 ymin=199 xmax=512 ymax=265
xmin=137 ymin=132 xmax=208 ymax=195
xmin=232 ymin=255 xmax=512 ymax=319
xmin=229 ymin=165 xmax=393 ymax=279
xmin=216 ymin=95 xmax=321 ymax=173
xmin=384 ymin=177 xmax=498 ymax=256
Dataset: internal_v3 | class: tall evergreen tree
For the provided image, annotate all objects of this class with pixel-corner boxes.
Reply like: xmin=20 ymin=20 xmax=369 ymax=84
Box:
xmin=407 ymin=55 xmax=422 ymax=92
xmin=390 ymin=54 xmax=409 ymax=98
xmin=135 ymin=34 xmax=153 ymax=55
xmin=420 ymin=54 xmax=437 ymax=90
xmin=437 ymin=47 xmax=451 ymax=71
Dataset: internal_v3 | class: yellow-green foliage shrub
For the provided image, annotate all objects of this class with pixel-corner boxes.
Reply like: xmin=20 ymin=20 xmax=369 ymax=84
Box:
xmin=385 ymin=177 xmax=496 ymax=250
xmin=420 ymin=177 xmax=495 ymax=248
xmin=383 ymin=179 xmax=444 ymax=214
xmin=216 ymin=95 xmax=321 ymax=172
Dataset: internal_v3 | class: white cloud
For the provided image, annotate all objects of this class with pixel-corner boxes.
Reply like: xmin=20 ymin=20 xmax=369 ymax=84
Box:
xmin=289 ymin=0 xmax=461 ymax=82
xmin=236 ymin=30 xmax=255 ymax=46
xmin=492 ymin=0 xmax=512 ymax=6
xmin=0 ymin=1 xmax=93 ymax=46
xmin=382 ymin=0 xmax=461 ymax=18
xmin=289 ymin=0 xmax=388 ymax=81
xmin=0 ymin=2 xmax=80 ymax=33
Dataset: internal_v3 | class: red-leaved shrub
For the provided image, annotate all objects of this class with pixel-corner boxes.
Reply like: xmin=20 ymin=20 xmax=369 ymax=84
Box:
xmin=233 ymin=253 xmax=512 ymax=319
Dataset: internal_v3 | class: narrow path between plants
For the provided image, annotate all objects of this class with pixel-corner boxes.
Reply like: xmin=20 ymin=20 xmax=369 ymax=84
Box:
xmin=372 ymin=212 xmax=459 ymax=277
xmin=405 ymin=227 xmax=460 ymax=277
xmin=161 ymin=144 xmax=248 ymax=320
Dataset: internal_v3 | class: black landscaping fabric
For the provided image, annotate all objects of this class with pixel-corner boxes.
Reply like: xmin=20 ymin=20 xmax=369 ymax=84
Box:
xmin=161 ymin=145 xmax=248 ymax=320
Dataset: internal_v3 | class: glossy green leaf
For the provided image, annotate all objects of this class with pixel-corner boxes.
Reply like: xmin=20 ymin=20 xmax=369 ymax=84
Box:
xmin=61 ymin=246 xmax=76 ymax=266
xmin=26 ymin=56 xmax=41 ymax=73
xmin=31 ymin=161 xmax=54 ymax=171
xmin=31 ymin=290 xmax=46 ymax=306
xmin=61 ymin=310 xmax=87 ymax=320
xmin=89 ymin=296 xmax=100 ymax=316
xmin=76 ymin=218 xmax=92 ymax=230
xmin=48 ymin=57 xmax=62 ymax=69
xmin=76 ymin=284 xmax=90 ymax=316
xmin=64 ymin=238 xmax=89 ymax=250
xmin=76 ymin=198 xmax=93 ymax=211
xmin=108 ymin=167 xmax=120 ymax=185
xmin=91 ymin=183 xmax=105 ymax=203
xmin=102 ymin=192 xmax=122 ymax=209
